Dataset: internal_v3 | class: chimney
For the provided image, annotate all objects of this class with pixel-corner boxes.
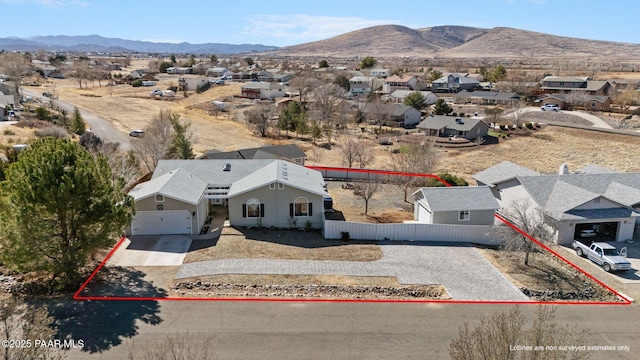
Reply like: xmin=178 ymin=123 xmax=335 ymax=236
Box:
xmin=559 ymin=163 xmax=569 ymax=175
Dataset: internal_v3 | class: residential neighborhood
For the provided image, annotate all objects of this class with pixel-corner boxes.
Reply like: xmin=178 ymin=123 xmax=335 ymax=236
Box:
xmin=1 ymin=2 xmax=640 ymax=358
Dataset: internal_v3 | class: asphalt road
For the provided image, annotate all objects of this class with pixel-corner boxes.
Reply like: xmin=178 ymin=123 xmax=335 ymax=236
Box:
xmin=21 ymin=89 xmax=132 ymax=150
xmin=60 ymin=301 xmax=639 ymax=360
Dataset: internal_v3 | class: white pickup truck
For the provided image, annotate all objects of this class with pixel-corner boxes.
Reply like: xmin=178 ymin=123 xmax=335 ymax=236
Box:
xmin=572 ymin=240 xmax=631 ymax=272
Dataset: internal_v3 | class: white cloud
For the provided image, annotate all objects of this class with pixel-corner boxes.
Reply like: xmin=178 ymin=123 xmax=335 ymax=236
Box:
xmin=242 ymin=14 xmax=398 ymax=45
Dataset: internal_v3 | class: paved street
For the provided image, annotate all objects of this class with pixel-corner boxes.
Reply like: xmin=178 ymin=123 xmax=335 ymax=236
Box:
xmin=176 ymin=242 xmax=529 ymax=301
xmin=61 ymin=301 xmax=640 ymax=360
xmin=21 ymin=89 xmax=133 ymax=150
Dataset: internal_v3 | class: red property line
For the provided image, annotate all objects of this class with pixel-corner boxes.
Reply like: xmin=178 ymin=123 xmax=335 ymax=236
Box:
xmin=74 ymin=168 xmax=631 ymax=305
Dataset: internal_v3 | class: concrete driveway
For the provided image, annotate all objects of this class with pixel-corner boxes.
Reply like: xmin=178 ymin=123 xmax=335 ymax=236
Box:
xmin=176 ymin=242 xmax=529 ymax=301
xmin=108 ymin=235 xmax=193 ymax=267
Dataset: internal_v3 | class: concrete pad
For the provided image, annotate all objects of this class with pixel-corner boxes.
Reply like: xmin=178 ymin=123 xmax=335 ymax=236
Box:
xmin=107 ymin=237 xmax=155 ymax=267
xmin=143 ymin=235 xmax=192 ymax=266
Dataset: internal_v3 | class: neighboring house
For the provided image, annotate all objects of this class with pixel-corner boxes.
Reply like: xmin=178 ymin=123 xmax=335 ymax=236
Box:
xmin=129 ymin=70 xmax=146 ymax=79
xmin=370 ymin=69 xmax=390 ymax=78
xmin=431 ymin=73 xmax=480 ymax=93
xmin=199 ymin=144 xmax=307 ymax=165
xmin=272 ymin=73 xmax=294 ymax=84
xmin=417 ymin=115 xmax=490 ymax=141
xmin=232 ymin=71 xmax=256 ymax=81
xmin=178 ymin=75 xmax=209 ymax=91
xmin=240 ymin=82 xmax=286 ymax=99
xmin=540 ymin=76 xmax=613 ymax=96
xmin=362 ymin=103 xmax=421 ymax=128
xmin=382 ymin=75 xmax=419 ymax=94
xmin=0 ymin=93 xmax=15 ymax=121
xmin=473 ymin=161 xmax=640 ymax=245
xmin=206 ymin=67 xmax=229 ymax=77
xmin=454 ymin=91 xmax=520 ymax=106
xmin=539 ymin=93 xmax=611 ymax=111
xmin=413 ymin=186 xmax=499 ymax=225
xmin=166 ymin=67 xmax=193 ymax=75
xmin=387 ymin=90 xmax=438 ymax=105
xmin=127 ymin=159 xmax=328 ymax=235
xmin=348 ymin=76 xmax=375 ymax=97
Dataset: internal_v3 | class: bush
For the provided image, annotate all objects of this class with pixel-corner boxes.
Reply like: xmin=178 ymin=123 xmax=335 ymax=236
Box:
xmin=304 ymin=221 xmax=313 ymax=232
xmin=35 ymin=126 xmax=69 ymax=138
xmin=633 ymin=108 xmax=640 ymax=116
xmin=425 ymin=173 xmax=469 ymax=187
xmin=35 ymin=106 xmax=50 ymax=121
xmin=132 ymin=79 xmax=143 ymax=87
xmin=3 ymin=129 xmax=15 ymax=136
xmin=340 ymin=231 xmax=350 ymax=241
xmin=459 ymin=112 xmax=465 ymax=117
xmin=525 ymin=122 xmax=534 ymax=129
xmin=499 ymin=124 xmax=507 ymax=131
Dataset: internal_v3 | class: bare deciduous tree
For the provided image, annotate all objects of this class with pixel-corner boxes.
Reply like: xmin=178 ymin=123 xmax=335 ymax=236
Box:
xmin=312 ymin=83 xmax=346 ymax=144
xmin=132 ymin=110 xmax=176 ymax=175
xmin=352 ymin=178 xmax=380 ymax=215
xmin=388 ymin=141 xmax=439 ymax=202
xmin=289 ymin=69 xmax=318 ymax=104
xmin=449 ymin=306 xmax=590 ymax=360
xmin=127 ymin=332 xmax=215 ymax=360
xmin=0 ymin=52 xmax=31 ymax=103
xmin=1 ymin=297 xmax=61 ymax=360
xmin=499 ymin=198 xmax=554 ymax=266
xmin=341 ymin=133 xmax=373 ymax=168
xmin=245 ymin=104 xmax=275 ymax=137
xmin=508 ymin=99 xmax=528 ymax=132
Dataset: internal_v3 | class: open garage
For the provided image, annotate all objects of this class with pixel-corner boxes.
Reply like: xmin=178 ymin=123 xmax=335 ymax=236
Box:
xmin=131 ymin=210 xmax=192 ymax=235
xmin=574 ymin=221 xmax=619 ymax=242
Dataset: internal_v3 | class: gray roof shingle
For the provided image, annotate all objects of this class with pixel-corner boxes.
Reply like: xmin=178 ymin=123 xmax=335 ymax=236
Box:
xmin=472 ymin=161 xmax=540 ymax=186
xmin=413 ymin=186 xmax=499 ymax=212
xmin=417 ymin=115 xmax=488 ymax=132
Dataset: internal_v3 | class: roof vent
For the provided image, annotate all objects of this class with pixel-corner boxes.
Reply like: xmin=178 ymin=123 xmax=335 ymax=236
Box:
xmin=559 ymin=163 xmax=569 ymax=175
xmin=223 ymin=163 xmax=231 ymax=172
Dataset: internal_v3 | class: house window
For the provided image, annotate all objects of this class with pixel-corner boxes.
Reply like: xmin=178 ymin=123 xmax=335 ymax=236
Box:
xmin=245 ymin=198 xmax=261 ymax=218
xmin=290 ymin=197 xmax=313 ymax=217
xmin=278 ymin=183 xmax=284 ymax=189
xmin=294 ymin=197 xmax=309 ymax=216
xmin=459 ymin=210 xmax=470 ymax=221
xmin=155 ymin=194 xmax=164 ymax=202
xmin=269 ymin=183 xmax=276 ymax=190
xmin=591 ymin=102 xmax=596 ymax=107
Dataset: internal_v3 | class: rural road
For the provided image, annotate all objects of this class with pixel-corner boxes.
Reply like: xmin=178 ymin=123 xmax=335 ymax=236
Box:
xmin=21 ymin=89 xmax=132 ymax=150
xmin=60 ymin=301 xmax=639 ymax=359
xmin=519 ymin=106 xmax=613 ymax=129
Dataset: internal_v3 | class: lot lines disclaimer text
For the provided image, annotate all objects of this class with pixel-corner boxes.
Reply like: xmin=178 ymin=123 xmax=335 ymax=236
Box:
xmin=510 ymin=344 xmax=631 ymax=353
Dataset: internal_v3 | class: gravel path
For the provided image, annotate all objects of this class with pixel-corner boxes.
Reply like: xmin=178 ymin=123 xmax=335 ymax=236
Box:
xmin=175 ymin=242 xmax=530 ymax=301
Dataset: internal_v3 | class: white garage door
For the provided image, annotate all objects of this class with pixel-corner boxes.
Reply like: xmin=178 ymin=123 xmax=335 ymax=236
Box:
xmin=132 ymin=210 xmax=192 ymax=235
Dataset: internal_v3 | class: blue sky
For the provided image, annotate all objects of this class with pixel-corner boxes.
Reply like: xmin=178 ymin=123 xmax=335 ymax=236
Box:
xmin=1 ymin=0 xmax=639 ymax=46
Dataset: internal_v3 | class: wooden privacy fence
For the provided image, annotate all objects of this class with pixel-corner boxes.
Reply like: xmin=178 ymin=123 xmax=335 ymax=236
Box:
xmin=324 ymin=219 xmax=502 ymax=246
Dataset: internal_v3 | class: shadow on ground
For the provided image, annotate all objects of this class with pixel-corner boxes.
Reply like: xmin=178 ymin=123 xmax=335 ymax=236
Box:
xmin=229 ymin=227 xmax=378 ymax=249
xmin=50 ymin=267 xmax=166 ymax=353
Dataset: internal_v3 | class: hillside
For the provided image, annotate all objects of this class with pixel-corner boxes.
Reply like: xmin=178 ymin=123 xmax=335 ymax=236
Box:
xmin=443 ymin=27 xmax=640 ymax=59
xmin=277 ymin=25 xmax=458 ymax=56
xmin=274 ymin=25 xmax=640 ymax=59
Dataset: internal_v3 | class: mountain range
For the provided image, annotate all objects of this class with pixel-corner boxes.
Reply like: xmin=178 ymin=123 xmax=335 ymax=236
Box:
xmin=2 ymin=26 xmax=640 ymax=59
xmin=275 ymin=25 xmax=640 ymax=59
xmin=0 ymin=35 xmax=277 ymax=54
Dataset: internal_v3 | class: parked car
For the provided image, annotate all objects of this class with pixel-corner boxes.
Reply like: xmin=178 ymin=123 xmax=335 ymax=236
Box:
xmin=42 ymin=92 xmax=52 ymax=98
xmin=541 ymin=104 xmax=559 ymax=111
xmin=129 ymin=130 xmax=144 ymax=137
xmin=572 ymin=240 xmax=631 ymax=272
xmin=213 ymin=80 xmax=225 ymax=85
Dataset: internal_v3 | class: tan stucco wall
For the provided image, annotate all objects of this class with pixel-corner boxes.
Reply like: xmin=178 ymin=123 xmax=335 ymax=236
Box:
xmin=229 ymin=183 xmax=324 ymax=229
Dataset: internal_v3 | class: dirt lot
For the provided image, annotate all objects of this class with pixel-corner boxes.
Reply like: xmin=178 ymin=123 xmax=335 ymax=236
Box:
xmin=478 ymin=247 xmax=622 ymax=302
xmin=183 ymin=226 xmax=382 ymax=263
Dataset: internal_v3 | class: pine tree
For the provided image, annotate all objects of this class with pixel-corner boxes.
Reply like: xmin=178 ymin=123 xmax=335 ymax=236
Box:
xmin=0 ymin=138 xmax=135 ymax=289
xmin=71 ymin=106 xmax=86 ymax=135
